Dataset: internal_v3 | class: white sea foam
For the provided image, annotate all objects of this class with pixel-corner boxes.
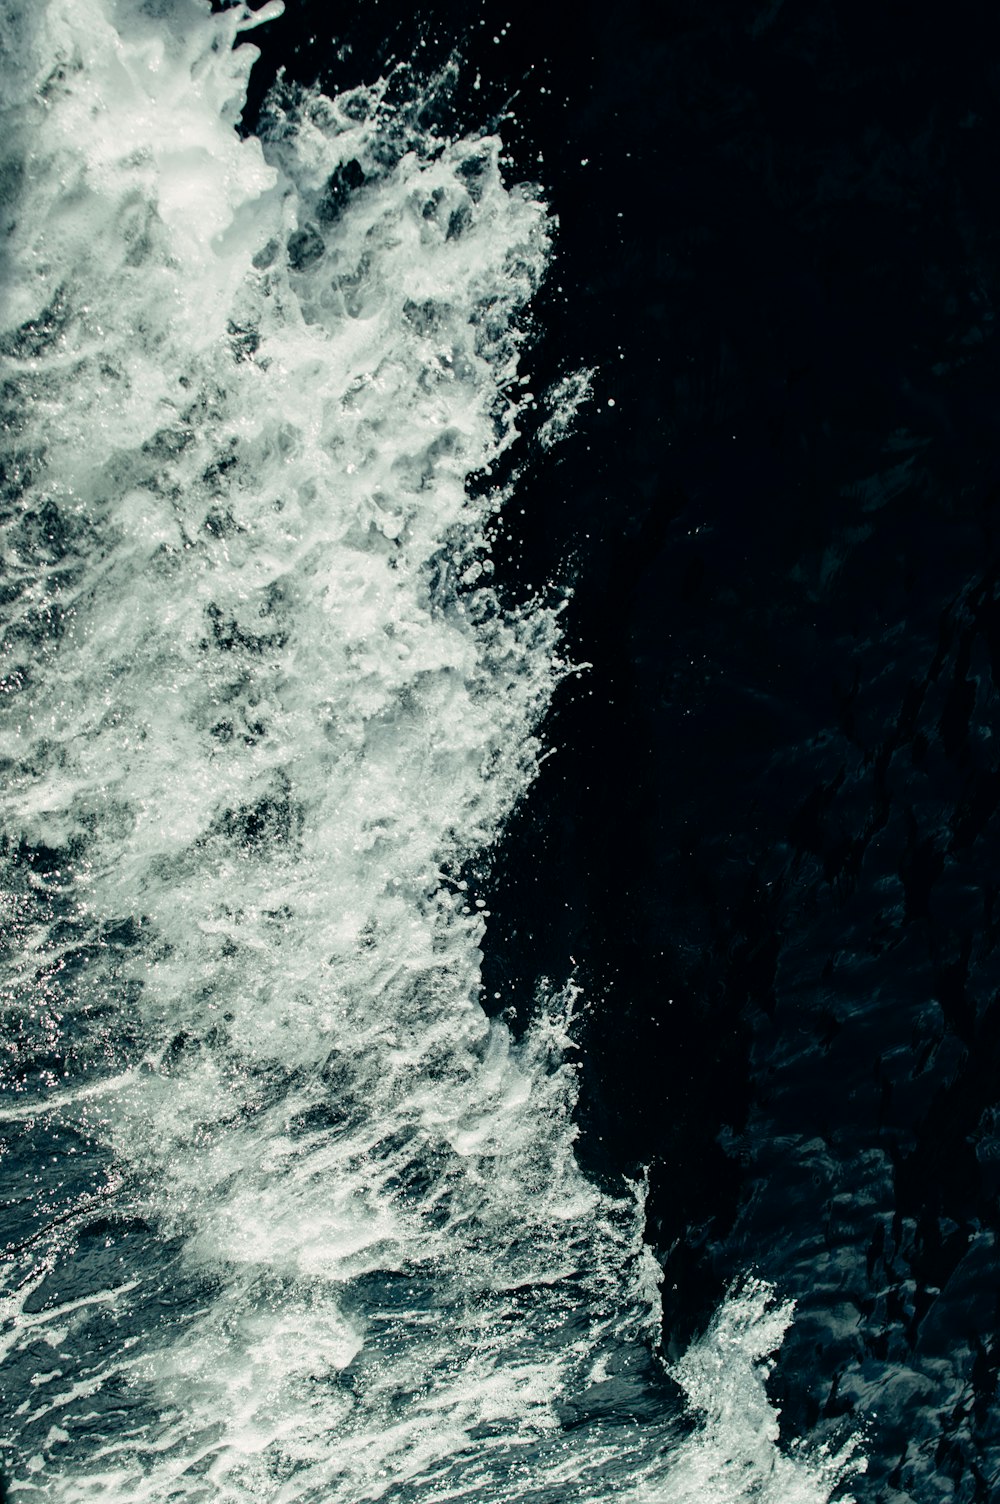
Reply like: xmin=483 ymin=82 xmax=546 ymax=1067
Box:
xmin=0 ymin=3 xmax=862 ymax=1499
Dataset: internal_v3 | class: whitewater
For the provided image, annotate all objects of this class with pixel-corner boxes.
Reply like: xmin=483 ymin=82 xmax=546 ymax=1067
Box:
xmin=0 ymin=2 xmax=861 ymax=1499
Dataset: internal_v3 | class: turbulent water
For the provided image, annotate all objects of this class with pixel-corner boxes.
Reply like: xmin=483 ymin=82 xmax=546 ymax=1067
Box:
xmin=0 ymin=2 xmax=860 ymax=1499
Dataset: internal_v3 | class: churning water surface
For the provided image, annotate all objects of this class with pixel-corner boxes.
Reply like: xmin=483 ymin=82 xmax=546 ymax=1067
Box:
xmin=0 ymin=2 xmax=860 ymax=1499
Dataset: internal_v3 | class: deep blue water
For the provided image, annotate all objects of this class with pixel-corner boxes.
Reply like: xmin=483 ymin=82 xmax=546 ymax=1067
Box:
xmin=242 ymin=1 xmax=1000 ymax=1497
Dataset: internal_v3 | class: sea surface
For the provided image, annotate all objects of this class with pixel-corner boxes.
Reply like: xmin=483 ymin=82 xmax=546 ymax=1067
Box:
xmin=1 ymin=1 xmax=998 ymax=1501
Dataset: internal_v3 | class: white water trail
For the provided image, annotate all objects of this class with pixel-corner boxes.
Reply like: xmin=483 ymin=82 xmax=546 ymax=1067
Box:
xmin=0 ymin=2 xmax=863 ymax=1499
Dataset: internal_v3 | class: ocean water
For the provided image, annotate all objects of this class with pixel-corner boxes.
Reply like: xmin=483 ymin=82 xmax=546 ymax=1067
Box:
xmin=0 ymin=3 xmax=865 ymax=1500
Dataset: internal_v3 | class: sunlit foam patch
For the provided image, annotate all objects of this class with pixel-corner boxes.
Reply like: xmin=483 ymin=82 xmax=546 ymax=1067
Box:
xmin=650 ymin=1278 xmax=867 ymax=1504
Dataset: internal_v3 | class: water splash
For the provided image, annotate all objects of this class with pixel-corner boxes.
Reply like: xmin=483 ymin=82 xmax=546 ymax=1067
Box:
xmin=0 ymin=3 xmax=863 ymax=1499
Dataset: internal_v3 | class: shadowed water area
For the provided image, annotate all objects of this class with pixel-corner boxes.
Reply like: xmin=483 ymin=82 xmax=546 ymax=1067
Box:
xmin=249 ymin=0 xmax=1000 ymax=1498
xmin=340 ymin=2 xmax=1000 ymax=1499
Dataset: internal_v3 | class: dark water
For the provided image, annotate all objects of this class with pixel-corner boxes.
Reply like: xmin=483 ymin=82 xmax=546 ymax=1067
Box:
xmin=247 ymin=1 xmax=1000 ymax=1497
xmin=2 ymin=0 xmax=999 ymax=1498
